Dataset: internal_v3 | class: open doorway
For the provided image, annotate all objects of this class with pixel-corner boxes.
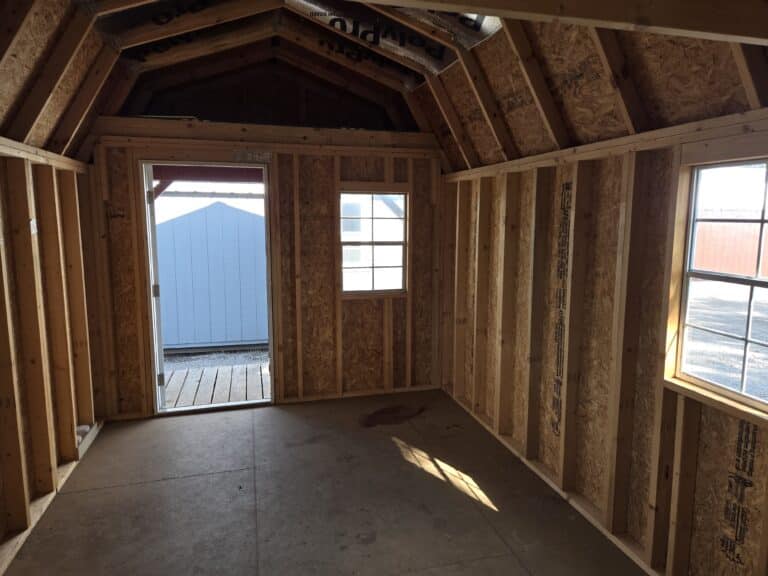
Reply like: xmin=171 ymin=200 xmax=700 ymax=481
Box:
xmin=143 ymin=162 xmax=272 ymax=413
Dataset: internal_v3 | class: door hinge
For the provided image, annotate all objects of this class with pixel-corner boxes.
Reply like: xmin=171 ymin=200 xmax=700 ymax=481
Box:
xmin=157 ymin=372 xmax=165 ymax=387
xmin=152 ymin=283 xmax=160 ymax=298
xmin=146 ymin=189 xmax=154 ymax=204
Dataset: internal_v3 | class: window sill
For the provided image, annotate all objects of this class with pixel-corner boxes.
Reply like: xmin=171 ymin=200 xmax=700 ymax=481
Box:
xmin=664 ymin=377 xmax=768 ymax=425
xmin=341 ymin=290 xmax=407 ymax=300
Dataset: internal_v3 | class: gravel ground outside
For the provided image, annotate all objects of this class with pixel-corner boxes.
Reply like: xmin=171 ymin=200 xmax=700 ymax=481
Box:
xmin=163 ymin=348 xmax=269 ymax=371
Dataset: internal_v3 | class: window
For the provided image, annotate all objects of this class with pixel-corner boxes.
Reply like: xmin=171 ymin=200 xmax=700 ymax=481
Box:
xmin=681 ymin=160 xmax=768 ymax=402
xmin=340 ymin=193 xmax=406 ymax=292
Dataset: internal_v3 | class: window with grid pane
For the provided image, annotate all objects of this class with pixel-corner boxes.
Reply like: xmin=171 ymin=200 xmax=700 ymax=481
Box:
xmin=340 ymin=193 xmax=406 ymax=292
xmin=681 ymin=161 xmax=768 ymax=402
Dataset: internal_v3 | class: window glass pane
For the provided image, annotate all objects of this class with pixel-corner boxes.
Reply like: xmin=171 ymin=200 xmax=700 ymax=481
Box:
xmin=341 ymin=194 xmax=372 ymax=218
xmin=752 ymin=287 xmax=768 ymax=344
xmin=696 ymin=163 xmax=766 ymax=220
xmin=692 ymin=222 xmax=760 ymax=276
xmin=341 ymin=218 xmax=372 ymax=242
xmin=373 ymin=218 xmax=405 ymax=242
xmin=374 ymin=267 xmax=403 ymax=290
xmin=686 ymin=278 xmax=750 ymax=337
xmin=761 ymin=229 xmax=768 ymax=279
xmin=373 ymin=194 xmax=406 ymax=218
xmin=745 ymin=344 xmax=768 ymax=401
xmin=682 ymin=327 xmax=745 ymax=391
xmin=343 ymin=245 xmax=372 ymax=268
xmin=343 ymin=268 xmax=372 ymax=291
xmin=373 ymin=245 xmax=403 ymax=267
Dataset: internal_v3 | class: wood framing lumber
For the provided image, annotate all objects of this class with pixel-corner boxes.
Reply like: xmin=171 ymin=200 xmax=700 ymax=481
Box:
xmin=5 ymin=7 xmax=95 ymax=143
xmin=48 ymin=46 xmax=120 ymax=155
xmin=1 ymin=158 xmax=58 ymax=495
xmin=276 ymin=14 xmax=417 ymax=92
xmin=427 ymin=75 xmax=480 ymax=168
xmin=730 ymin=43 xmax=768 ymax=110
xmin=604 ymin=152 xmax=636 ymax=532
xmin=94 ymin=0 xmax=159 ymax=16
xmin=501 ymin=20 xmax=570 ymax=149
xmin=559 ymin=161 xmax=591 ymax=492
xmin=589 ymin=28 xmax=650 ymax=134
xmin=32 ymin=164 xmax=79 ymax=463
xmin=666 ymin=395 xmax=701 ymax=575
xmin=456 ymin=48 xmax=519 ymax=160
xmin=452 ymin=180 xmax=472 ymax=404
xmin=0 ymin=159 xmax=32 ymax=533
xmin=360 ymin=0 xmax=768 ymax=46
xmin=133 ymin=12 xmax=277 ymax=71
xmin=364 ymin=4 xmax=457 ymax=48
xmin=58 ymin=171 xmax=96 ymax=426
xmin=281 ymin=4 xmax=429 ymax=75
xmin=117 ymin=0 xmax=282 ymax=48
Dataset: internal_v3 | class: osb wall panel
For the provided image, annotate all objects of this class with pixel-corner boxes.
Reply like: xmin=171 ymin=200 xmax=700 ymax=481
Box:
xmin=339 ymin=156 xmax=385 ymax=182
xmin=342 ymin=299 xmax=384 ymax=392
xmin=474 ymin=33 xmax=555 ymax=156
xmin=412 ymin=84 xmax=465 ymax=171
xmin=537 ymin=163 xmax=576 ymax=478
xmin=617 ymin=32 xmax=749 ymax=127
xmin=572 ymin=157 xmax=624 ymax=511
xmin=0 ymin=0 xmax=69 ymax=126
xmin=104 ymin=148 xmax=144 ymax=414
xmin=298 ymin=155 xmax=337 ymax=397
xmin=508 ymin=170 xmax=536 ymax=447
xmin=440 ymin=62 xmax=505 ymax=166
xmin=411 ymin=159 xmax=435 ymax=388
xmin=526 ymin=22 xmax=627 ymax=144
xmin=277 ymin=153 xmax=298 ymax=400
xmin=625 ymin=148 xmax=677 ymax=548
xmin=689 ymin=408 xmax=768 ymax=575
xmin=27 ymin=29 xmax=103 ymax=148
xmin=393 ymin=297 xmax=406 ymax=388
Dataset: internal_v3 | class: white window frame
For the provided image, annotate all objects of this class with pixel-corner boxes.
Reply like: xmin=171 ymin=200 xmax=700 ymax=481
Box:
xmin=677 ymin=158 xmax=768 ymax=405
xmin=339 ymin=191 xmax=408 ymax=295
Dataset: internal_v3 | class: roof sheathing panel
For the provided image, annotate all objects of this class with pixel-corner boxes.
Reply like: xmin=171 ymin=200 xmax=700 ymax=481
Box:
xmin=0 ymin=0 xmax=69 ymax=126
xmin=441 ymin=60 xmax=504 ymax=165
xmin=617 ymin=32 xmax=750 ymax=127
xmin=526 ymin=21 xmax=626 ymax=144
xmin=473 ymin=32 xmax=555 ymax=156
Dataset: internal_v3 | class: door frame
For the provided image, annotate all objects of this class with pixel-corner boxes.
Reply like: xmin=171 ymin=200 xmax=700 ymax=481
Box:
xmin=139 ymin=159 xmax=275 ymax=414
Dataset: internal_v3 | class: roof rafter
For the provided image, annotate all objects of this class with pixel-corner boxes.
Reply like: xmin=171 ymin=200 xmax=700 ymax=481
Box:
xmin=48 ymin=45 xmax=120 ymax=155
xmin=589 ymin=27 xmax=650 ymax=134
xmin=456 ymin=48 xmax=518 ymax=160
xmin=5 ymin=7 xmax=96 ymax=143
xmin=364 ymin=6 xmax=517 ymax=159
xmin=360 ymin=0 xmax=768 ymax=46
xmin=501 ymin=19 xmax=570 ymax=149
xmin=93 ymin=0 xmax=159 ymax=16
xmin=132 ymin=12 xmax=278 ymax=72
xmin=731 ymin=44 xmax=768 ymax=110
xmin=281 ymin=4 xmax=429 ymax=75
xmin=426 ymin=74 xmax=479 ymax=168
xmin=117 ymin=0 xmax=283 ymax=49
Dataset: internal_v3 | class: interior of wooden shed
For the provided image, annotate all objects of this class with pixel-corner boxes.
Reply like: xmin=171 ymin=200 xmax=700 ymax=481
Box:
xmin=1 ymin=0 xmax=768 ymax=574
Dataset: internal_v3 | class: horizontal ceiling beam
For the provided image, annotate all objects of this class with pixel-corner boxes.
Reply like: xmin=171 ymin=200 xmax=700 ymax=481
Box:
xmin=117 ymin=0 xmax=282 ymax=48
xmin=360 ymin=0 xmax=768 ymax=46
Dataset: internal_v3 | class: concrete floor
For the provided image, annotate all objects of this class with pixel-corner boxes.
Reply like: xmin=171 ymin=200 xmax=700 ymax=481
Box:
xmin=9 ymin=391 xmax=644 ymax=575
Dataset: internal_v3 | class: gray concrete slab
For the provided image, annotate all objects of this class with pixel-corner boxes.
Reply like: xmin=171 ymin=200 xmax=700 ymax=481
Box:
xmin=9 ymin=390 xmax=646 ymax=575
